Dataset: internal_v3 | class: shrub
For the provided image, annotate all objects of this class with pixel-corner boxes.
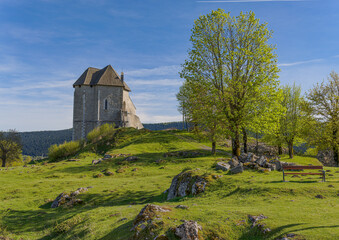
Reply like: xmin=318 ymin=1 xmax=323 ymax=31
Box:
xmin=48 ymin=141 xmax=81 ymax=161
xmin=304 ymin=148 xmax=318 ymax=157
xmin=87 ymin=123 xmax=116 ymax=143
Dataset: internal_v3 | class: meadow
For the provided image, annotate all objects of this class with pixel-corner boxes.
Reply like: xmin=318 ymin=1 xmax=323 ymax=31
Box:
xmin=0 ymin=128 xmax=338 ymax=240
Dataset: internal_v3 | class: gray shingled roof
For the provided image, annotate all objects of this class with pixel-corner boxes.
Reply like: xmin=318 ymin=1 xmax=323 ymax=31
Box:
xmin=73 ymin=65 xmax=131 ymax=91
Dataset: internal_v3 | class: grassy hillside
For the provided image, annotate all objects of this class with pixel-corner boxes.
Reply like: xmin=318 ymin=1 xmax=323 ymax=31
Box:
xmin=19 ymin=122 xmax=185 ymax=156
xmin=1 ymin=128 xmax=338 ymax=240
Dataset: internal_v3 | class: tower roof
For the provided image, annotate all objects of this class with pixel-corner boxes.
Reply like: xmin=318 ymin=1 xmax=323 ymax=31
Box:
xmin=73 ymin=65 xmax=131 ymax=91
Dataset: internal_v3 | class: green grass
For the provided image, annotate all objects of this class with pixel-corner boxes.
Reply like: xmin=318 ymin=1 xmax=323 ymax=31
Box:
xmin=0 ymin=128 xmax=338 ymax=240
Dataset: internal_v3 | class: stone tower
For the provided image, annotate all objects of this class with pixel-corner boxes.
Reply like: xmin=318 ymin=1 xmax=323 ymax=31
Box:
xmin=72 ymin=65 xmax=143 ymax=140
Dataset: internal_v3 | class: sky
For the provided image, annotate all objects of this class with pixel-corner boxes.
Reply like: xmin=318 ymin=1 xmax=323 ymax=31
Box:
xmin=0 ymin=0 xmax=338 ymax=132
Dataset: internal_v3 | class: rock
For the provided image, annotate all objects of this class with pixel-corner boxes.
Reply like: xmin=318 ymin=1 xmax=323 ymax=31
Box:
xmin=70 ymin=187 xmax=88 ymax=197
xmin=104 ymin=154 xmax=113 ymax=159
xmin=175 ymin=220 xmax=202 ymax=240
xmin=125 ymin=156 xmax=139 ymax=162
xmin=92 ymin=159 xmax=102 ymax=165
xmin=315 ymin=194 xmax=325 ymax=199
xmin=317 ymin=150 xmax=338 ymax=167
xmin=134 ymin=204 xmax=171 ymax=227
xmin=167 ymin=170 xmax=208 ymax=200
xmin=116 ymin=168 xmax=125 ymax=173
xmin=270 ymin=159 xmax=282 ymax=171
xmin=256 ymin=156 xmax=267 ymax=167
xmin=51 ymin=187 xmax=90 ymax=208
xmin=216 ymin=161 xmax=231 ymax=171
xmin=132 ymin=204 xmax=171 ymax=239
xmin=176 ymin=205 xmax=189 ymax=209
xmin=248 ymin=214 xmax=267 ymax=226
xmin=132 ymin=168 xmax=139 ymax=172
xmin=238 ymin=153 xmax=249 ymax=163
xmin=104 ymin=171 xmax=114 ymax=176
xmin=228 ymin=157 xmax=240 ymax=168
xmin=94 ymin=173 xmax=104 ymax=178
xmin=230 ymin=165 xmax=243 ymax=174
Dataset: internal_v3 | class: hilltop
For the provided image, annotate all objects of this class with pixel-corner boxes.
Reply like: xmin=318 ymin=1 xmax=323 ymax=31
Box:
xmin=19 ymin=122 xmax=186 ymax=156
xmin=0 ymin=128 xmax=338 ymax=240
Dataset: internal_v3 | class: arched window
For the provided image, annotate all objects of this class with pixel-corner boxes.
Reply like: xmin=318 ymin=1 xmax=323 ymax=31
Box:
xmin=104 ymin=99 xmax=108 ymax=110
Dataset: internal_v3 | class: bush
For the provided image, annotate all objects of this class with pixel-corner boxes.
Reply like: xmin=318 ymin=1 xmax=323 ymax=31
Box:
xmin=48 ymin=141 xmax=81 ymax=161
xmin=87 ymin=123 xmax=116 ymax=143
xmin=304 ymin=147 xmax=318 ymax=157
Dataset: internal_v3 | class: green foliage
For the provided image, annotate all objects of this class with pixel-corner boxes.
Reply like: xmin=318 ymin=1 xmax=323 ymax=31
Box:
xmin=0 ymin=130 xmax=22 ymax=167
xmin=180 ymin=9 xmax=282 ymax=156
xmin=306 ymin=71 xmax=339 ymax=163
xmin=48 ymin=141 xmax=81 ymax=161
xmin=304 ymin=148 xmax=318 ymax=157
xmin=87 ymin=123 xmax=116 ymax=143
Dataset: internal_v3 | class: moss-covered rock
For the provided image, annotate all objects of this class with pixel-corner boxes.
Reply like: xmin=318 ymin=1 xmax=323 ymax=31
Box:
xmin=167 ymin=170 xmax=208 ymax=200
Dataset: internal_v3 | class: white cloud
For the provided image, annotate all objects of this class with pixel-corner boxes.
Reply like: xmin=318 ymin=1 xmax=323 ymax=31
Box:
xmin=278 ymin=58 xmax=323 ymax=67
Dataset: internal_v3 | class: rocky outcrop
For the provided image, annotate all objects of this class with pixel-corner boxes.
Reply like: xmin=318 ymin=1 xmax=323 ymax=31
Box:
xmin=51 ymin=187 xmax=90 ymax=208
xmin=175 ymin=220 xmax=202 ymax=240
xmin=216 ymin=153 xmax=283 ymax=174
xmin=132 ymin=204 xmax=171 ymax=240
xmin=167 ymin=170 xmax=207 ymax=200
xmin=317 ymin=150 xmax=338 ymax=167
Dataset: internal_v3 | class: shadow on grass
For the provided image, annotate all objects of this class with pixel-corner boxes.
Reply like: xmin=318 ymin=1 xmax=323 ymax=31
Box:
xmin=56 ymin=149 xmax=214 ymax=175
xmin=99 ymin=220 xmax=134 ymax=240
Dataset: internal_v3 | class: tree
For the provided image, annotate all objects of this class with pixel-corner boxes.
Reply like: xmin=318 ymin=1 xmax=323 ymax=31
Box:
xmin=280 ymin=84 xmax=304 ymax=159
xmin=307 ymin=71 xmax=339 ymax=164
xmin=180 ymin=9 xmax=281 ymax=157
xmin=0 ymin=130 xmax=22 ymax=167
xmin=177 ymin=79 xmax=227 ymax=154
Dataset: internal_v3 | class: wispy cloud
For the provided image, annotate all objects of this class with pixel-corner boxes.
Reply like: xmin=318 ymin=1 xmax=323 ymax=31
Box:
xmin=197 ymin=0 xmax=306 ymax=2
xmin=278 ymin=58 xmax=323 ymax=67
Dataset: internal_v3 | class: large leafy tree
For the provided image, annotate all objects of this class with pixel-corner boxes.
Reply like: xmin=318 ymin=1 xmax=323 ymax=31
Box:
xmin=180 ymin=9 xmax=281 ymax=157
xmin=307 ymin=71 xmax=339 ymax=164
xmin=0 ymin=130 xmax=22 ymax=167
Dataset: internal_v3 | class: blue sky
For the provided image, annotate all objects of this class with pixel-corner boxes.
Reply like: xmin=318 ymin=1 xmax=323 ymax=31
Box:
xmin=0 ymin=0 xmax=338 ymax=131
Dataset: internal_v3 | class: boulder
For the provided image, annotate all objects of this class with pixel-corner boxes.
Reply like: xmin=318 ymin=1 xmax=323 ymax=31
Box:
xmin=132 ymin=204 xmax=171 ymax=239
xmin=256 ymin=156 xmax=267 ymax=167
xmin=317 ymin=150 xmax=338 ymax=167
xmin=167 ymin=170 xmax=207 ymax=200
xmin=175 ymin=220 xmax=202 ymax=240
xmin=270 ymin=159 xmax=282 ymax=171
xmin=228 ymin=157 xmax=240 ymax=168
xmin=238 ymin=153 xmax=248 ymax=163
xmin=104 ymin=154 xmax=113 ymax=159
xmin=216 ymin=161 xmax=231 ymax=171
xmin=51 ymin=187 xmax=89 ymax=208
xmin=230 ymin=165 xmax=243 ymax=174
xmin=92 ymin=159 xmax=102 ymax=165
xmin=125 ymin=156 xmax=139 ymax=162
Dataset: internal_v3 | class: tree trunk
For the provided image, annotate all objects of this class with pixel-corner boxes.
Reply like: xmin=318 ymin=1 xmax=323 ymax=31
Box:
xmin=288 ymin=141 xmax=294 ymax=159
xmin=232 ymin=128 xmax=241 ymax=157
xmin=1 ymin=154 xmax=6 ymax=167
xmin=255 ymin=132 xmax=259 ymax=154
xmin=278 ymin=144 xmax=282 ymax=155
xmin=242 ymin=128 xmax=247 ymax=153
xmin=333 ymin=128 xmax=338 ymax=164
xmin=212 ymin=141 xmax=216 ymax=155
